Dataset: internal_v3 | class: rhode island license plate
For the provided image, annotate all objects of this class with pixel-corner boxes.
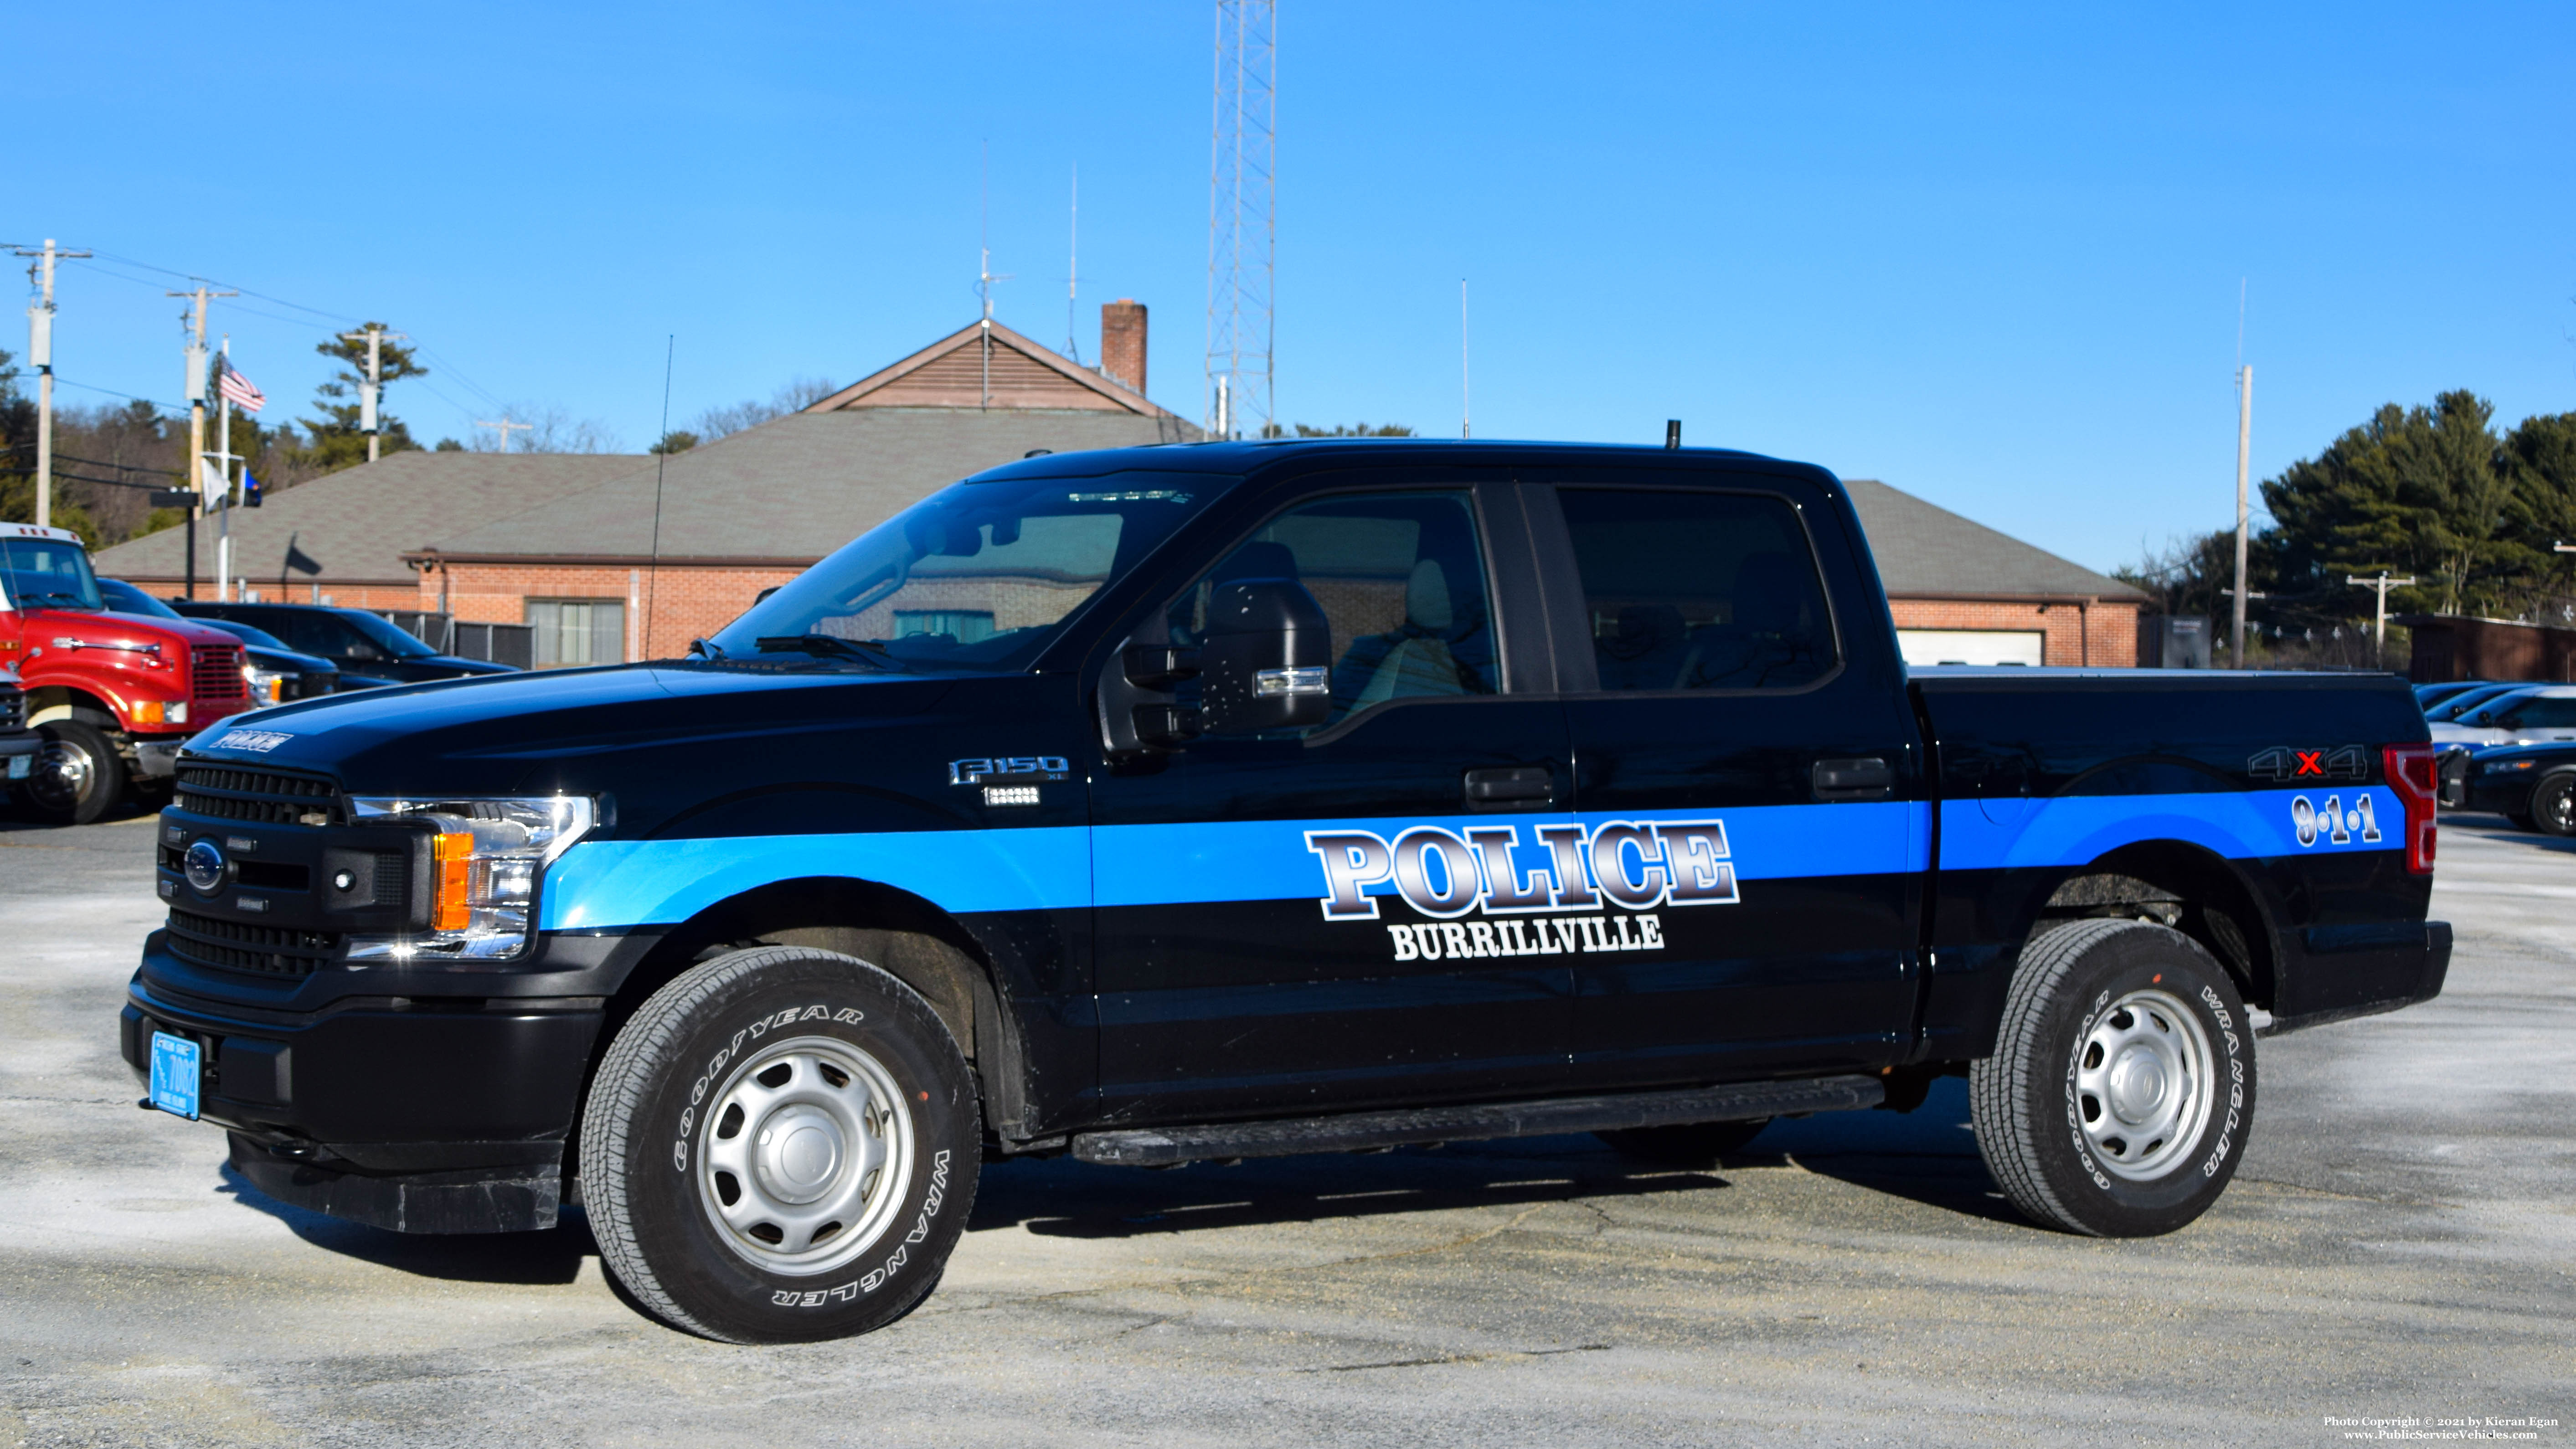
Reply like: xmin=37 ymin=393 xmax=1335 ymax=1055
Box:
xmin=149 ymin=1031 xmax=201 ymax=1120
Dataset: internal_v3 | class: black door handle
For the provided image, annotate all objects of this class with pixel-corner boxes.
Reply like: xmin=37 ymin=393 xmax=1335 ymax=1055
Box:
xmin=1464 ymin=765 xmax=1556 ymax=810
xmin=1811 ymin=757 xmax=1893 ymax=802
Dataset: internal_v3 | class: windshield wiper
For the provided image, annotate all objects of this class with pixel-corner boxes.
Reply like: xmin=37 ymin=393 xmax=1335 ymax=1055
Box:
xmin=754 ymin=634 xmax=906 ymax=671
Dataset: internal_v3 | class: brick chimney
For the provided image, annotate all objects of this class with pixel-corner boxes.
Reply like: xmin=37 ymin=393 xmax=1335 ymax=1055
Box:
xmin=1100 ymin=299 xmax=1146 ymax=396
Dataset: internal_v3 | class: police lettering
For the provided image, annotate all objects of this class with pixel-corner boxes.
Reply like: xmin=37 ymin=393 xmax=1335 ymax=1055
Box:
xmin=1303 ymin=820 xmax=1738 ymax=923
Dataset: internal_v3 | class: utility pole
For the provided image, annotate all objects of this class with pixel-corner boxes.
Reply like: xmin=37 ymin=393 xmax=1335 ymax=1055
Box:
xmin=165 ymin=284 xmax=233 ymax=598
xmin=476 ymin=418 xmax=531 ymax=452
xmin=2231 ymin=363 xmax=2253 ymax=666
xmin=1066 ymin=162 xmax=1081 ymax=366
xmin=339 ymin=325 xmax=408 ymax=462
xmin=12 ymin=239 xmax=92 ymax=530
xmin=2347 ymin=572 xmax=2418 ymax=669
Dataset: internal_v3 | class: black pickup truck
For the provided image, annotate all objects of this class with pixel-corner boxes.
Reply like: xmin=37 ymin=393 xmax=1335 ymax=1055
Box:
xmin=118 ymin=439 xmax=2450 ymax=1343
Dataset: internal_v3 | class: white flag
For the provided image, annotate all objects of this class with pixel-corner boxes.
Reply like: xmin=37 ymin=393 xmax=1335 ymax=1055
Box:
xmin=199 ymin=457 xmax=228 ymax=505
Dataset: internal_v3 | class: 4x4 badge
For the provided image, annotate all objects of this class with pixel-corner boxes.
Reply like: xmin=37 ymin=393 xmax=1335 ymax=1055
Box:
xmin=2247 ymin=745 xmax=2368 ymax=781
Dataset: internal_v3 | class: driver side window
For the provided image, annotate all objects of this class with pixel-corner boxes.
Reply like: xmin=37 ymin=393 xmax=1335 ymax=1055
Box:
xmin=1169 ymin=490 xmax=1498 ymax=724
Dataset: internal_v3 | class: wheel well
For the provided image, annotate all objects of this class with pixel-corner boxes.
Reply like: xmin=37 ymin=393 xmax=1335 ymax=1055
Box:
xmin=2039 ymin=842 xmax=2277 ymax=1008
xmin=26 ymin=687 xmax=118 ymax=733
xmin=581 ymin=877 xmax=1020 ymax=1153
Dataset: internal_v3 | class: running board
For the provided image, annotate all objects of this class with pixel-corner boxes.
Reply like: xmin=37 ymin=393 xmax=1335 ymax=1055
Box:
xmin=1069 ymin=1074 xmax=1886 ymax=1168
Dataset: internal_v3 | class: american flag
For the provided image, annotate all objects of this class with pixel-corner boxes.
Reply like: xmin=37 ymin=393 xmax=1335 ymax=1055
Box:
xmin=218 ymin=363 xmax=265 ymax=414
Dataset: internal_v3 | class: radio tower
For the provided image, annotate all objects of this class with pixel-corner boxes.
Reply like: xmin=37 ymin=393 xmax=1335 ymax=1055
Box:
xmin=1206 ymin=0 xmax=1275 ymax=440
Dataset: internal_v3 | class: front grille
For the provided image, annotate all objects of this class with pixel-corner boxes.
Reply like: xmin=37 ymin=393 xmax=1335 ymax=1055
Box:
xmin=165 ymin=907 xmax=342 ymax=977
xmin=192 ymin=645 xmax=247 ymax=701
xmin=176 ymin=764 xmax=339 ymax=826
xmin=287 ymin=670 xmax=339 ymax=701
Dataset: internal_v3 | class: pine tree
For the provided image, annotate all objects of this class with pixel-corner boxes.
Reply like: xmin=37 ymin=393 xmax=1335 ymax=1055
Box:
xmin=292 ymin=324 xmax=427 ymax=475
xmin=2260 ymin=391 xmax=2515 ymax=619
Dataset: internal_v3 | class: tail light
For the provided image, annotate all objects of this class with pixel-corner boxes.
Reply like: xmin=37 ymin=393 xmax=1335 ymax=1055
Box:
xmin=2384 ymin=743 xmax=2438 ymax=876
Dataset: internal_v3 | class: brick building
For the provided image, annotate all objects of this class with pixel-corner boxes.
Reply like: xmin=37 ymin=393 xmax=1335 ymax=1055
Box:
xmin=1845 ymin=478 xmax=2143 ymax=667
xmin=94 ymin=310 xmax=2139 ymax=669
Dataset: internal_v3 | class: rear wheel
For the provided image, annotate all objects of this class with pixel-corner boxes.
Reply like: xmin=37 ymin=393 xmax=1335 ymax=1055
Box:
xmin=1969 ymin=919 xmax=2254 ymax=1237
xmin=2530 ymin=773 xmax=2576 ymax=836
xmin=579 ymin=946 xmax=980 ymax=1343
xmin=1597 ymin=1118 xmax=1772 ymax=1164
xmin=23 ymin=721 xmax=124 ymax=825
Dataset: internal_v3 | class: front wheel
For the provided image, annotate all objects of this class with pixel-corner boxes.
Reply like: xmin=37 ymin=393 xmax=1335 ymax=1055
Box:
xmin=1969 ymin=919 xmax=2255 ymax=1238
xmin=579 ymin=946 xmax=981 ymax=1342
xmin=23 ymin=721 xmax=124 ymax=825
xmin=2529 ymin=773 xmax=2576 ymax=836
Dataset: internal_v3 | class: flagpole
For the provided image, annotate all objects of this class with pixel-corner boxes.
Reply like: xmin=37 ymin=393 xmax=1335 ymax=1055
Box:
xmin=216 ymin=336 xmax=233 ymax=603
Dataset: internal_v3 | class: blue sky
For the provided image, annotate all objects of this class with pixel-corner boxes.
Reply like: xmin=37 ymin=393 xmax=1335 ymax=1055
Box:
xmin=11 ymin=2 xmax=2571 ymax=573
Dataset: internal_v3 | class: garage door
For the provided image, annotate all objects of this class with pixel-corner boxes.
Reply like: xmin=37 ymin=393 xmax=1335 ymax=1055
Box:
xmin=1896 ymin=629 xmax=2045 ymax=667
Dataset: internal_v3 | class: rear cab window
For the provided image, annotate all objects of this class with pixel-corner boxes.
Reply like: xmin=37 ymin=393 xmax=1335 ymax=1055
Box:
xmin=1554 ymin=487 xmax=1839 ymax=691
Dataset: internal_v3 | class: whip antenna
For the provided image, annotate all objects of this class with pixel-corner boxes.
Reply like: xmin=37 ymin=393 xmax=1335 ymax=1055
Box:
xmin=644 ymin=335 xmax=674 ymax=658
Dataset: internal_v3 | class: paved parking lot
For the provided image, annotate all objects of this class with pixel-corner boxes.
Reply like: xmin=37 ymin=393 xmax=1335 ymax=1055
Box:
xmin=0 ymin=803 xmax=2567 ymax=1447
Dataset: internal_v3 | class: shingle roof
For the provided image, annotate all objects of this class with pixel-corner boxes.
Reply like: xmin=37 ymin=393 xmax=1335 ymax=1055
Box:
xmin=805 ymin=318 xmax=1182 ymax=418
xmin=417 ymin=408 xmax=1200 ymax=561
xmin=88 ymin=451 xmax=647 ymax=585
xmin=1843 ymin=478 xmax=2144 ymax=601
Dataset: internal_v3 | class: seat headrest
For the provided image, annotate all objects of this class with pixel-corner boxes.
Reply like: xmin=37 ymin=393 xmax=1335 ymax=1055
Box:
xmin=1406 ymin=559 xmax=1453 ymax=632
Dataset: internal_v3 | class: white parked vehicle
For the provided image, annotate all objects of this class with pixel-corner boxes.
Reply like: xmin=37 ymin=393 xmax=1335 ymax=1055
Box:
xmin=2428 ymin=685 xmax=2576 ymax=747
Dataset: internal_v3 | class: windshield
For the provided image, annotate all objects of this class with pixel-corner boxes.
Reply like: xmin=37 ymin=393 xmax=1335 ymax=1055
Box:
xmin=2441 ymin=685 xmax=2528 ymax=721
xmin=202 ymin=619 xmax=294 ymax=651
xmin=338 ymin=610 xmax=438 ymax=659
xmin=0 ymin=537 xmax=103 ymax=612
xmin=96 ymin=578 xmax=182 ymax=619
xmin=709 ymin=469 xmax=1231 ymax=671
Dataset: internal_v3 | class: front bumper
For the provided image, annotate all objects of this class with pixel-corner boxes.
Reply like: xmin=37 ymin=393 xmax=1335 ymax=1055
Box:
xmin=132 ymin=738 xmax=183 ymax=779
xmin=122 ymin=945 xmax=609 ymax=1233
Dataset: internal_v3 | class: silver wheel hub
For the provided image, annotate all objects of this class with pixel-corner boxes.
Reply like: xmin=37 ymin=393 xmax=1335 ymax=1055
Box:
xmin=2074 ymin=987 xmax=2214 ymax=1181
xmin=697 ymin=1034 xmax=913 ymax=1276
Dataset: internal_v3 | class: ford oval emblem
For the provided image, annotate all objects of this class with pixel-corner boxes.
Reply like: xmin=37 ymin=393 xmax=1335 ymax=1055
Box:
xmin=183 ymin=839 xmax=228 ymax=895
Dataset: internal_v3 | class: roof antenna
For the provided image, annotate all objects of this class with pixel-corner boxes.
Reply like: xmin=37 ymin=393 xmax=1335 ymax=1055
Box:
xmin=1460 ymin=279 xmax=1471 ymax=439
xmin=1665 ymin=418 xmax=1681 ymax=450
xmin=977 ymin=141 xmax=1011 ymax=410
xmin=1066 ymin=162 xmax=1082 ymax=366
xmin=645 ymin=334 xmax=674 ymax=659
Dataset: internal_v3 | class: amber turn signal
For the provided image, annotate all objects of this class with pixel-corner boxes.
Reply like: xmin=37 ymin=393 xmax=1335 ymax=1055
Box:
xmin=431 ymin=832 xmax=474 ymax=931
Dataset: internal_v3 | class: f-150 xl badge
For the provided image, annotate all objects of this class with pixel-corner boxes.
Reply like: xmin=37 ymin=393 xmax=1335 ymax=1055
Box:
xmin=1306 ymin=820 xmax=1737 ymax=960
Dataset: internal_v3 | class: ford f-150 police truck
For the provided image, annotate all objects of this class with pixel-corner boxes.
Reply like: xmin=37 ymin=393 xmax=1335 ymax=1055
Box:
xmin=119 ymin=440 xmax=2450 ymax=1343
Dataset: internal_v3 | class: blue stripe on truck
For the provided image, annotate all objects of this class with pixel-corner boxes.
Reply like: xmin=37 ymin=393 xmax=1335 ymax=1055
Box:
xmin=537 ymin=788 xmax=2395 ymax=931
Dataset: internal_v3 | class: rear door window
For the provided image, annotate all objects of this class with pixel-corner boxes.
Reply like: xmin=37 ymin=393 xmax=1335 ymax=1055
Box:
xmin=1555 ymin=487 xmax=1838 ymax=691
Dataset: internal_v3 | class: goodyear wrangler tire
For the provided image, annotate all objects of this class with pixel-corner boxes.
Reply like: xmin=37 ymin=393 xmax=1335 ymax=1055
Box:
xmin=579 ymin=946 xmax=980 ymax=1343
xmin=1969 ymin=919 xmax=2255 ymax=1238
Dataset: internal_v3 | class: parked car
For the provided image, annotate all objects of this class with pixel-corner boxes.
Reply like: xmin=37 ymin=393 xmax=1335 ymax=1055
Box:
xmin=169 ymin=602 xmax=518 ymax=684
xmin=2426 ymin=682 xmax=2533 ymax=724
xmin=2454 ymin=739 xmax=2576 ymax=833
xmin=0 ymin=665 xmax=38 ymax=792
xmin=95 ymin=580 xmax=348 ymax=706
xmin=1 ymin=523 xmax=257 ymax=824
xmin=2414 ymin=681 xmax=2491 ymax=712
xmin=2427 ymin=686 xmax=2576 ymax=747
xmin=120 ymin=438 xmax=2449 ymax=1344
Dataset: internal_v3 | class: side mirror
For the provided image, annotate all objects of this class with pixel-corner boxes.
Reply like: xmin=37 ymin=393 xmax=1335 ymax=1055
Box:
xmin=2473 ymin=709 xmax=2494 ymax=725
xmin=1199 ymin=579 xmax=1332 ymax=735
xmin=1098 ymin=624 xmax=1203 ymax=757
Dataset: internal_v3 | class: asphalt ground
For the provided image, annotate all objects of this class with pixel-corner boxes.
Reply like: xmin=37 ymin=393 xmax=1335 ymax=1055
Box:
xmin=0 ymin=800 xmax=2568 ymax=1447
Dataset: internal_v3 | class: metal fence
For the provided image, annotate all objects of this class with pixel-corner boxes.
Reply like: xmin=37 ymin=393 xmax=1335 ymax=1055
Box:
xmin=370 ymin=611 xmax=536 ymax=670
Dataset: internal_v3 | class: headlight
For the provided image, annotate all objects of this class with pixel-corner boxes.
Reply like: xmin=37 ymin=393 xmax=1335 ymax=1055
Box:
xmin=241 ymin=666 xmax=292 ymax=706
xmin=344 ymin=795 xmax=595 ymax=961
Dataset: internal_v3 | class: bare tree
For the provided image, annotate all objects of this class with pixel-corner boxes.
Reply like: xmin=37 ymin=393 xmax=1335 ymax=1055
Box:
xmin=471 ymin=405 xmax=628 ymax=454
xmin=691 ymin=376 xmax=839 ymax=441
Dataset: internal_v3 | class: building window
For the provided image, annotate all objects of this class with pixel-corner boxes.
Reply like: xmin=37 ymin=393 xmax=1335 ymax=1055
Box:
xmin=892 ymin=609 xmax=996 ymax=645
xmin=528 ymin=598 xmax=627 ymax=667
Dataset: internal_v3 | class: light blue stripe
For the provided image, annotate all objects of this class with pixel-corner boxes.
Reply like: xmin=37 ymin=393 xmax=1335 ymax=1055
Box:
xmin=538 ymin=789 xmax=2385 ymax=932
xmin=1937 ymin=787 xmax=2401 ymax=872
xmin=1091 ymin=801 xmax=1928 ymax=909
xmin=541 ymin=828 xmax=1091 ymax=929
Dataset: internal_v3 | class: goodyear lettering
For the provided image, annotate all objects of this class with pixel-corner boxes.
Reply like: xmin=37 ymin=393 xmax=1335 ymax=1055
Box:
xmin=1306 ymin=820 xmax=1737 ymax=925
xmin=773 ymin=1148 xmax=956 ymax=1308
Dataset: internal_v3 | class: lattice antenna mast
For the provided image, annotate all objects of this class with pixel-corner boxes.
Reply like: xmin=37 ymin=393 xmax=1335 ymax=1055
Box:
xmin=1205 ymin=0 xmax=1275 ymax=439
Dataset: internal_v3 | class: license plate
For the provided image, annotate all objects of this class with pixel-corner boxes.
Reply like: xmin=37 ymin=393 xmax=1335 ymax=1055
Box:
xmin=5 ymin=754 xmax=27 ymax=779
xmin=149 ymin=1031 xmax=201 ymax=1120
